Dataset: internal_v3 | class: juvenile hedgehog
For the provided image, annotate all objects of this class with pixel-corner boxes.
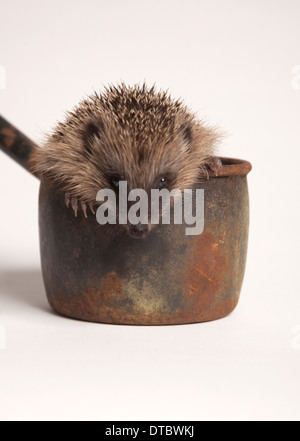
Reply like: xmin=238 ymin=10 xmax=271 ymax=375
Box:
xmin=31 ymin=83 xmax=221 ymax=237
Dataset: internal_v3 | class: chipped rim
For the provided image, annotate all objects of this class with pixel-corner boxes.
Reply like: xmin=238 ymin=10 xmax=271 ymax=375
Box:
xmin=209 ymin=157 xmax=252 ymax=178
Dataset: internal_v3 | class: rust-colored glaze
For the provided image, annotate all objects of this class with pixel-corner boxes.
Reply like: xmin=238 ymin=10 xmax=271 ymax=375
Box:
xmin=0 ymin=114 xmax=38 ymax=177
xmin=209 ymin=157 xmax=252 ymax=177
xmin=1 ymin=128 xmax=16 ymax=148
xmin=184 ymin=231 xmax=229 ymax=320
xmin=39 ymin=158 xmax=251 ymax=325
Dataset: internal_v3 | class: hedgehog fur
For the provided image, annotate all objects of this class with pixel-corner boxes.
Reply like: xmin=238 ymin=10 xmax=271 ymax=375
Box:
xmin=31 ymin=83 xmax=221 ymax=215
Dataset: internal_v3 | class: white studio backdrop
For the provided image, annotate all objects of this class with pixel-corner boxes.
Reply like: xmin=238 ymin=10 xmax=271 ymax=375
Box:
xmin=0 ymin=0 xmax=299 ymax=421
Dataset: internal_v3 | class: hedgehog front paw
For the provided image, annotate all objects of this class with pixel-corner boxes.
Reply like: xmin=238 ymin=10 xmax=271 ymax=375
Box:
xmin=204 ymin=156 xmax=222 ymax=179
xmin=65 ymin=193 xmax=95 ymax=218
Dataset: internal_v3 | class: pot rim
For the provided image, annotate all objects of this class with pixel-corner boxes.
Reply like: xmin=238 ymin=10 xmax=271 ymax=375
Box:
xmin=210 ymin=157 xmax=252 ymax=178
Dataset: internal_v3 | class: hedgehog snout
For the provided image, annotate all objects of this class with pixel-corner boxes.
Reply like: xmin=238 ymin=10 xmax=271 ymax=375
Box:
xmin=128 ymin=222 xmax=149 ymax=239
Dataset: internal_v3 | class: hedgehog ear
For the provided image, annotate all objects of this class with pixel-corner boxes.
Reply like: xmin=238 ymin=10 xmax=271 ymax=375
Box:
xmin=83 ymin=118 xmax=104 ymax=153
xmin=86 ymin=118 xmax=103 ymax=141
xmin=181 ymin=123 xmax=192 ymax=150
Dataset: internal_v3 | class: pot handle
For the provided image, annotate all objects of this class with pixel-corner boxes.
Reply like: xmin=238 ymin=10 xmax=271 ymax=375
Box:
xmin=0 ymin=114 xmax=39 ymax=178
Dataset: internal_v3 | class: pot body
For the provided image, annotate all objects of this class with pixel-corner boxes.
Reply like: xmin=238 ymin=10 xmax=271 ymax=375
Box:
xmin=39 ymin=158 xmax=251 ymax=325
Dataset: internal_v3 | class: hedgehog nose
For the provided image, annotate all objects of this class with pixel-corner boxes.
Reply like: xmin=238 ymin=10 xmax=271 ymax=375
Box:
xmin=128 ymin=223 xmax=149 ymax=239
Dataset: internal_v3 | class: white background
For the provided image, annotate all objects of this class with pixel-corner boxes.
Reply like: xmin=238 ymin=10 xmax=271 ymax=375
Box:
xmin=0 ymin=0 xmax=299 ymax=421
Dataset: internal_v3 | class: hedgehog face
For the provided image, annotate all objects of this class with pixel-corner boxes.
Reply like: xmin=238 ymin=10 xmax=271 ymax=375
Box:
xmin=31 ymin=83 xmax=220 ymax=238
xmin=84 ymin=121 xmax=212 ymax=238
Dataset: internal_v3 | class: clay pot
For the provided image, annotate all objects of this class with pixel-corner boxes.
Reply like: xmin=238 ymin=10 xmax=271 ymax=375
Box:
xmin=0 ymin=114 xmax=252 ymax=325
xmin=39 ymin=158 xmax=252 ymax=325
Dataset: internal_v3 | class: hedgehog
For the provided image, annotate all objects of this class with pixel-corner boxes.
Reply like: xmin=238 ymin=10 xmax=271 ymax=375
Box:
xmin=30 ymin=83 xmax=222 ymax=238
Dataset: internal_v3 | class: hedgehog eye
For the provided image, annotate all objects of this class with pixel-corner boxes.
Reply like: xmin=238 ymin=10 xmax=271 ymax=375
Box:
xmin=109 ymin=175 xmax=124 ymax=190
xmin=158 ymin=177 xmax=167 ymax=189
